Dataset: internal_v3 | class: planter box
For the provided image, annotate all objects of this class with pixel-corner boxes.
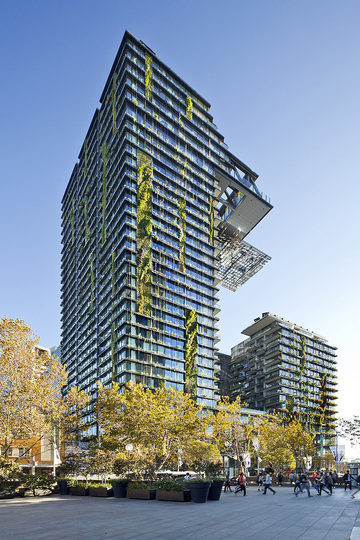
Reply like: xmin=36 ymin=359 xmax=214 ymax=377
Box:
xmin=89 ymin=486 xmax=113 ymax=497
xmin=156 ymin=489 xmax=191 ymax=502
xmin=70 ymin=486 xmax=89 ymax=496
xmin=112 ymin=483 xmax=128 ymax=498
xmin=0 ymin=489 xmax=15 ymax=499
xmin=208 ymin=481 xmax=224 ymax=501
xmin=187 ymin=481 xmax=211 ymax=504
xmin=127 ymin=488 xmax=156 ymax=500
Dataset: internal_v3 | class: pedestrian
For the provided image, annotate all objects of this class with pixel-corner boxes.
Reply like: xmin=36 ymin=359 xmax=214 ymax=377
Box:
xmin=351 ymin=474 xmax=360 ymax=498
xmin=318 ymin=472 xmax=330 ymax=495
xmin=263 ymin=472 xmax=276 ymax=495
xmin=325 ymin=470 xmax=333 ymax=495
xmin=235 ymin=472 xmax=246 ymax=496
xmin=184 ymin=472 xmax=191 ymax=482
xmin=332 ymin=470 xmax=338 ymax=487
xmin=277 ymin=472 xmax=283 ymax=486
xmin=224 ymin=471 xmax=232 ymax=492
xmin=289 ymin=472 xmax=294 ymax=486
xmin=314 ymin=473 xmax=320 ymax=494
xmin=343 ymin=471 xmax=353 ymax=491
xmin=294 ymin=472 xmax=301 ymax=493
xmin=294 ymin=471 xmax=313 ymax=497
xmin=257 ymin=472 xmax=264 ymax=491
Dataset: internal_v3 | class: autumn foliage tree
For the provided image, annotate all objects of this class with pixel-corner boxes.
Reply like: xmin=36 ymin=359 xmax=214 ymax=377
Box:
xmin=208 ymin=396 xmax=256 ymax=469
xmin=96 ymin=381 xmax=208 ymax=479
xmin=256 ymin=414 xmax=315 ymax=472
xmin=0 ymin=317 xmax=68 ymax=457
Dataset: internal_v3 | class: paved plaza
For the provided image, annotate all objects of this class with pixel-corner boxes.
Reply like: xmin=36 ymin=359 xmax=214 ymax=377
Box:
xmin=1 ymin=485 xmax=360 ymax=539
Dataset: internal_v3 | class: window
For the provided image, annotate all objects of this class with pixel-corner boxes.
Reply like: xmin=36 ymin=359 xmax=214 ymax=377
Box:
xmin=18 ymin=447 xmax=30 ymax=457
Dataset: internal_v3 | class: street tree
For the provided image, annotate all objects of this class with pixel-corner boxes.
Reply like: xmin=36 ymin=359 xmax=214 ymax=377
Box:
xmin=96 ymin=381 xmax=206 ymax=478
xmin=0 ymin=317 xmax=67 ymax=457
xmin=257 ymin=415 xmax=295 ymax=473
xmin=208 ymin=396 xmax=255 ymax=470
xmin=283 ymin=420 xmax=315 ymax=470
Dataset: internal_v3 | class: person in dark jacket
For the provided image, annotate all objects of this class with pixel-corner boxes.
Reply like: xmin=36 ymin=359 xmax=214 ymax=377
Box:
xmin=343 ymin=471 xmax=353 ymax=491
xmin=224 ymin=471 xmax=232 ymax=492
xmin=294 ymin=472 xmax=313 ymax=497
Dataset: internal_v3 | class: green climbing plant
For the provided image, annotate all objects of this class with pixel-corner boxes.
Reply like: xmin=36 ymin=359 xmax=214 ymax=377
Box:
xmin=209 ymin=197 xmax=214 ymax=244
xmin=89 ymin=252 xmax=94 ymax=313
xmin=111 ymin=250 xmax=116 ymax=298
xmin=136 ymin=151 xmax=153 ymax=315
xmin=178 ymin=198 xmax=186 ymax=273
xmin=101 ymin=142 xmax=109 ymax=244
xmin=185 ymin=309 xmax=198 ymax=399
xmin=186 ymin=96 xmax=193 ymax=120
xmin=145 ymin=54 xmax=152 ymax=101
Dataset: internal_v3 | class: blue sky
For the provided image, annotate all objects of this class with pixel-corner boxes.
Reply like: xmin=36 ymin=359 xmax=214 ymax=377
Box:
xmin=1 ymin=1 xmax=359 ymax=433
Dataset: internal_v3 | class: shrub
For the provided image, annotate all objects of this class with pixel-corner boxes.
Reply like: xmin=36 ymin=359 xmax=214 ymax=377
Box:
xmin=128 ymin=481 xmax=153 ymax=489
xmin=153 ymin=476 xmax=184 ymax=491
xmin=24 ymin=473 xmax=56 ymax=496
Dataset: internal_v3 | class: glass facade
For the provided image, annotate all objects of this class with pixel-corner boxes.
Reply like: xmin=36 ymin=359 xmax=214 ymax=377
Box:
xmin=61 ymin=32 xmax=272 ymax=409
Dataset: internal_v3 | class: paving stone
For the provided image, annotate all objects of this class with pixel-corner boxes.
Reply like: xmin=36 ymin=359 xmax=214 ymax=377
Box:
xmin=1 ymin=486 xmax=360 ymax=539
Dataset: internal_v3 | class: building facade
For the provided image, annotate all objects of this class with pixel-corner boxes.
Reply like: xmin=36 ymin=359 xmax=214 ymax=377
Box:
xmin=61 ymin=31 xmax=272 ymax=418
xmin=230 ymin=313 xmax=338 ymax=453
xmin=214 ymin=352 xmax=232 ymax=398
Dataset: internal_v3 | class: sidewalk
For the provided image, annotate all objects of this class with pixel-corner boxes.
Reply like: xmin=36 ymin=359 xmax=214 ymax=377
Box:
xmin=1 ymin=485 xmax=360 ymax=539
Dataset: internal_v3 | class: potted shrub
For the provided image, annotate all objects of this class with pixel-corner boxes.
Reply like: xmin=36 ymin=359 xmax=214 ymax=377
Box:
xmin=127 ymin=481 xmax=156 ymax=500
xmin=111 ymin=478 xmax=129 ymax=498
xmin=88 ymin=482 xmax=113 ymax=497
xmin=69 ymin=481 xmax=89 ymax=496
xmin=207 ymin=477 xmax=224 ymax=501
xmin=24 ymin=473 xmax=56 ymax=497
xmin=186 ymin=477 xmax=211 ymax=503
xmin=154 ymin=476 xmax=191 ymax=502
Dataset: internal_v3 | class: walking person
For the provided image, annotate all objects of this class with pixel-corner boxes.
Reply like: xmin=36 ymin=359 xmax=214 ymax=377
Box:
xmin=263 ymin=472 xmax=276 ymax=495
xmin=289 ymin=472 xmax=294 ymax=486
xmin=351 ymin=474 xmax=360 ymax=498
xmin=318 ymin=472 xmax=330 ymax=495
xmin=294 ymin=472 xmax=301 ymax=493
xmin=257 ymin=472 xmax=264 ymax=492
xmin=277 ymin=472 xmax=283 ymax=486
xmin=343 ymin=471 xmax=353 ymax=491
xmin=326 ymin=470 xmax=333 ymax=495
xmin=224 ymin=471 xmax=232 ymax=492
xmin=235 ymin=472 xmax=246 ymax=496
xmin=332 ymin=470 xmax=338 ymax=487
xmin=314 ymin=474 xmax=320 ymax=494
xmin=294 ymin=471 xmax=313 ymax=497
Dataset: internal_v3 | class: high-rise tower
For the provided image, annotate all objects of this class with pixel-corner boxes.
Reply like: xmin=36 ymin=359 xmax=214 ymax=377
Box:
xmin=61 ymin=31 xmax=272 ymax=416
xmin=230 ymin=313 xmax=337 ymax=453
